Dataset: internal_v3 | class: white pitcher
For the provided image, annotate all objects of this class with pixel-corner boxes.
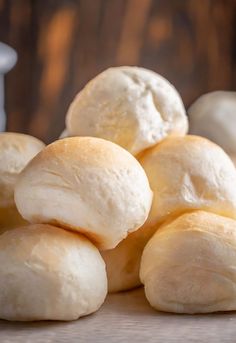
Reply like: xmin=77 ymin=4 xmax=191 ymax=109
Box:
xmin=0 ymin=42 xmax=17 ymax=131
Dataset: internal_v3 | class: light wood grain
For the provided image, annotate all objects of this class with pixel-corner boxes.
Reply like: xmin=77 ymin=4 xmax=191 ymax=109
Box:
xmin=0 ymin=288 xmax=236 ymax=343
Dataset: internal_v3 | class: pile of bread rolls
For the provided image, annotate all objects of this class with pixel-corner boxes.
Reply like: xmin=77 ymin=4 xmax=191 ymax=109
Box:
xmin=0 ymin=133 xmax=152 ymax=321
xmin=1 ymin=66 xmax=236 ymax=321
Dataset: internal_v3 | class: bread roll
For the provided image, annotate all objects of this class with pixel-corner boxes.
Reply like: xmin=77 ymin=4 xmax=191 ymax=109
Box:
xmin=0 ymin=224 xmax=107 ymax=321
xmin=0 ymin=132 xmax=45 ymax=230
xmin=66 ymin=66 xmax=188 ymax=156
xmin=188 ymin=91 xmax=236 ymax=155
xmin=139 ymin=135 xmax=236 ymax=227
xmin=15 ymin=137 xmax=152 ymax=250
xmin=101 ymin=224 xmax=156 ymax=292
xmin=140 ymin=211 xmax=236 ymax=314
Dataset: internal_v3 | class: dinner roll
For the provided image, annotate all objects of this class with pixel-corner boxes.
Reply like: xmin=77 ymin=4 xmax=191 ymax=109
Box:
xmin=140 ymin=211 xmax=236 ymax=314
xmin=139 ymin=135 xmax=236 ymax=227
xmin=189 ymin=91 xmax=236 ymax=155
xmin=66 ymin=66 xmax=188 ymax=155
xmin=0 ymin=224 xmax=107 ymax=321
xmin=15 ymin=137 xmax=152 ymax=250
xmin=101 ymin=224 xmax=156 ymax=292
xmin=0 ymin=132 xmax=45 ymax=230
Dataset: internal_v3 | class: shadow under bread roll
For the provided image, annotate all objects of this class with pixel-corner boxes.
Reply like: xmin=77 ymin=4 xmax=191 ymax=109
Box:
xmin=0 ymin=224 xmax=107 ymax=321
xmin=101 ymin=223 xmax=156 ymax=293
xmin=0 ymin=132 xmax=45 ymax=232
xmin=140 ymin=211 xmax=236 ymax=314
xmin=0 ymin=207 xmax=26 ymax=234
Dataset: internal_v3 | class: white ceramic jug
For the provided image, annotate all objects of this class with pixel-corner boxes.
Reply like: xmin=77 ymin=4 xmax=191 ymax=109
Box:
xmin=0 ymin=42 xmax=17 ymax=131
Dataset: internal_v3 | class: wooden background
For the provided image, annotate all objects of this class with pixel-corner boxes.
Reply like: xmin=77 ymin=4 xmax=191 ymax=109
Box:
xmin=0 ymin=0 xmax=235 ymax=143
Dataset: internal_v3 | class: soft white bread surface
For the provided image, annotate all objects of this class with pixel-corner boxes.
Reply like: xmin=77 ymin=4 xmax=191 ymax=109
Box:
xmin=0 ymin=132 xmax=45 ymax=208
xmin=0 ymin=133 xmax=45 ymax=230
xmin=66 ymin=66 xmax=188 ymax=156
xmin=101 ymin=224 xmax=157 ymax=293
xmin=0 ymin=224 xmax=107 ymax=321
xmin=189 ymin=91 xmax=236 ymax=154
xmin=140 ymin=211 xmax=236 ymax=314
xmin=139 ymin=135 xmax=236 ymax=227
xmin=15 ymin=137 xmax=153 ymax=250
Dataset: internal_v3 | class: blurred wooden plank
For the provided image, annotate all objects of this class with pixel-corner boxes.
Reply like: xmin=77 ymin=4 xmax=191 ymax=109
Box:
xmin=70 ymin=0 xmax=104 ymax=92
xmin=116 ymin=0 xmax=152 ymax=65
xmin=141 ymin=0 xmax=236 ymax=106
xmin=0 ymin=0 xmax=32 ymax=133
xmin=98 ymin=0 xmax=126 ymax=68
xmin=50 ymin=0 xmax=104 ymax=141
xmin=29 ymin=3 xmax=77 ymax=139
xmin=0 ymin=0 xmax=236 ymax=140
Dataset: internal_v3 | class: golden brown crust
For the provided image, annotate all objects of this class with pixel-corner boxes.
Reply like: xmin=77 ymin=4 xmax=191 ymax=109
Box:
xmin=15 ymin=137 xmax=152 ymax=250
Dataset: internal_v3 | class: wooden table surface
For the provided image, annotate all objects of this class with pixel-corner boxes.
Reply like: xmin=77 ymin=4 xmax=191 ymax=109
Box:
xmin=1 ymin=0 xmax=236 ymax=142
xmin=1 ymin=287 xmax=236 ymax=343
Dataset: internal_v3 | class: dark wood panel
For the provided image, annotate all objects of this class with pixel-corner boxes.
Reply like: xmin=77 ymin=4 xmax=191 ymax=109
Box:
xmin=0 ymin=0 xmax=236 ymax=143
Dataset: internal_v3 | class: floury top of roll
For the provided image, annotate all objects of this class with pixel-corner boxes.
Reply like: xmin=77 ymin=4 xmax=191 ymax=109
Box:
xmin=65 ymin=66 xmax=188 ymax=155
xmin=14 ymin=137 xmax=153 ymax=250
